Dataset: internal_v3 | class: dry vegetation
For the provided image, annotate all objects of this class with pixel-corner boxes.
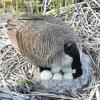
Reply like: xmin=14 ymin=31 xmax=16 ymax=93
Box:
xmin=0 ymin=0 xmax=100 ymax=100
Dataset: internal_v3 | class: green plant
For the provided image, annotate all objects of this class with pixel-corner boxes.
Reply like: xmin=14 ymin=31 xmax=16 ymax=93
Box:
xmin=65 ymin=0 xmax=73 ymax=17
xmin=0 ymin=0 xmax=74 ymax=15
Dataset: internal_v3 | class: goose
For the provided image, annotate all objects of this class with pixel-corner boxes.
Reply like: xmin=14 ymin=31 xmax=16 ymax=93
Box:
xmin=7 ymin=13 xmax=83 ymax=80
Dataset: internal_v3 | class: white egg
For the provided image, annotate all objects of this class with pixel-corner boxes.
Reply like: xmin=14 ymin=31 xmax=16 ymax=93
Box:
xmin=62 ymin=54 xmax=73 ymax=66
xmin=52 ymin=73 xmax=62 ymax=80
xmin=63 ymin=73 xmax=73 ymax=80
xmin=51 ymin=64 xmax=61 ymax=73
xmin=62 ymin=54 xmax=73 ymax=73
xmin=40 ymin=70 xmax=52 ymax=80
xmin=62 ymin=66 xmax=76 ymax=73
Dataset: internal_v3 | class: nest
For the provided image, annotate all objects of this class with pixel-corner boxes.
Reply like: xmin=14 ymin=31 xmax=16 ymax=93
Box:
xmin=0 ymin=1 xmax=100 ymax=100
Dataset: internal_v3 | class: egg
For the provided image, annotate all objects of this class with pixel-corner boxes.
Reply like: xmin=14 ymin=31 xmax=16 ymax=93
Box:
xmin=63 ymin=73 xmax=73 ymax=80
xmin=62 ymin=54 xmax=73 ymax=73
xmin=51 ymin=64 xmax=61 ymax=73
xmin=52 ymin=73 xmax=62 ymax=80
xmin=62 ymin=66 xmax=76 ymax=73
xmin=40 ymin=70 xmax=52 ymax=80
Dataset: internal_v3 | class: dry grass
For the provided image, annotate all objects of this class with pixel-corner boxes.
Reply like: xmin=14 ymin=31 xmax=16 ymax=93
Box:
xmin=0 ymin=0 xmax=100 ymax=100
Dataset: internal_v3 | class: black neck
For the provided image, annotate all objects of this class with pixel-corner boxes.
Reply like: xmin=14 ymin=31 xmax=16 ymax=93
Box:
xmin=64 ymin=42 xmax=83 ymax=79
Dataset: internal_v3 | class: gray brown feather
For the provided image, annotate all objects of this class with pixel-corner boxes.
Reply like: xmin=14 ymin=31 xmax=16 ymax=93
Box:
xmin=7 ymin=13 xmax=80 ymax=68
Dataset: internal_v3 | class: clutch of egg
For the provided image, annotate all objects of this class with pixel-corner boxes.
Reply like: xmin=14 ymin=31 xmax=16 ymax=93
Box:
xmin=40 ymin=54 xmax=75 ymax=80
xmin=40 ymin=66 xmax=75 ymax=80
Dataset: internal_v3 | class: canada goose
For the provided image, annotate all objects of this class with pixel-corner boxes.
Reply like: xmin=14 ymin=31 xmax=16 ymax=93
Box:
xmin=7 ymin=13 xmax=83 ymax=80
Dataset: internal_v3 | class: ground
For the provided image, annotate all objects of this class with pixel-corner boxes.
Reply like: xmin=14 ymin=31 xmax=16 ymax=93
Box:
xmin=0 ymin=0 xmax=100 ymax=100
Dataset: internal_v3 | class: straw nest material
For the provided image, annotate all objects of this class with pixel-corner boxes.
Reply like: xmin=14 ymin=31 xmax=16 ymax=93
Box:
xmin=0 ymin=1 xmax=100 ymax=100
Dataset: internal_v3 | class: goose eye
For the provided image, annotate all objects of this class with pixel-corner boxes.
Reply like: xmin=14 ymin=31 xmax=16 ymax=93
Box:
xmin=64 ymin=43 xmax=73 ymax=54
xmin=67 ymin=43 xmax=72 ymax=48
